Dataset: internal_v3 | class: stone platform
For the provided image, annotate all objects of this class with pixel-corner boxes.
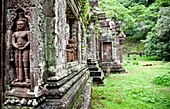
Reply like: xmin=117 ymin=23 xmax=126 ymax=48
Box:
xmin=4 ymin=81 xmax=46 ymax=108
xmin=99 ymin=61 xmax=125 ymax=74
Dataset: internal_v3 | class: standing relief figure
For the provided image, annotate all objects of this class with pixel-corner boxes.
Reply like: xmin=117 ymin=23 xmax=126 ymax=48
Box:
xmin=11 ymin=11 xmax=30 ymax=83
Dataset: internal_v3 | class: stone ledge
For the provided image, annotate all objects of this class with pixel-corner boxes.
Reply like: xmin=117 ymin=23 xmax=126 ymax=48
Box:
xmin=11 ymin=82 xmax=31 ymax=88
xmin=74 ymin=77 xmax=92 ymax=109
xmin=48 ymin=64 xmax=86 ymax=81
xmin=46 ymin=71 xmax=90 ymax=109
xmin=3 ymin=102 xmax=49 ymax=109
xmin=47 ymin=65 xmax=87 ymax=88
xmin=47 ymin=67 xmax=89 ymax=98
xmin=80 ymin=77 xmax=92 ymax=109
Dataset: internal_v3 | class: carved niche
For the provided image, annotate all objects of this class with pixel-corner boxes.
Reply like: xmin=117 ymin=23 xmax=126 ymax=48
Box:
xmin=10 ymin=7 xmax=31 ymax=83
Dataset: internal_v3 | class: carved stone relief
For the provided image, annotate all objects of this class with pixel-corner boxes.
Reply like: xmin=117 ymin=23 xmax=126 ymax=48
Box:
xmin=11 ymin=8 xmax=30 ymax=83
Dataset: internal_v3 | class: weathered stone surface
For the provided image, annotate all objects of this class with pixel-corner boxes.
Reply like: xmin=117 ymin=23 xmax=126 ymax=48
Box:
xmin=4 ymin=0 xmax=48 ymax=108
xmin=4 ymin=102 xmax=49 ymax=109
xmin=47 ymin=66 xmax=88 ymax=98
xmin=87 ymin=22 xmax=97 ymax=59
xmin=74 ymin=77 xmax=93 ymax=109
xmin=47 ymin=67 xmax=90 ymax=109
xmin=89 ymin=0 xmax=126 ymax=74
xmin=87 ymin=58 xmax=104 ymax=85
xmin=99 ymin=61 xmax=125 ymax=73
xmin=1 ymin=0 xmax=126 ymax=109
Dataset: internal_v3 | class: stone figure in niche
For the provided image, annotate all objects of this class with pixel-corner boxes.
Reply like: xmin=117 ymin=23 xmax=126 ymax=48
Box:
xmin=11 ymin=10 xmax=30 ymax=83
xmin=66 ymin=39 xmax=75 ymax=62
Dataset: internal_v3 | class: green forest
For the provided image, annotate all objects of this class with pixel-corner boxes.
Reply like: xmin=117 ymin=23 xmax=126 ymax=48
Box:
xmin=99 ymin=0 xmax=170 ymax=60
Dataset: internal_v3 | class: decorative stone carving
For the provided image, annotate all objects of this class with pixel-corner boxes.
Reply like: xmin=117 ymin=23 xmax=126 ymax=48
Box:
xmin=11 ymin=8 xmax=30 ymax=83
xmin=10 ymin=0 xmax=34 ymax=8
xmin=67 ymin=39 xmax=75 ymax=62
xmin=71 ymin=21 xmax=78 ymax=61
xmin=9 ymin=0 xmax=33 ymax=26
xmin=4 ymin=4 xmax=47 ymax=108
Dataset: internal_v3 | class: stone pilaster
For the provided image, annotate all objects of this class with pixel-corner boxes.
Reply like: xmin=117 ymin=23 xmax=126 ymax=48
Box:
xmin=87 ymin=22 xmax=96 ymax=59
xmin=77 ymin=21 xmax=82 ymax=64
xmin=54 ymin=0 xmax=67 ymax=77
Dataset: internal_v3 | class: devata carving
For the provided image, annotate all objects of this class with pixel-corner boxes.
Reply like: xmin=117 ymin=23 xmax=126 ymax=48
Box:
xmin=67 ymin=39 xmax=75 ymax=62
xmin=11 ymin=8 xmax=30 ymax=83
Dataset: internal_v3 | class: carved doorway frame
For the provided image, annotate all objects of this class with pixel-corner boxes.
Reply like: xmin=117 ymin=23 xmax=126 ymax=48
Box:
xmin=102 ymin=42 xmax=112 ymax=61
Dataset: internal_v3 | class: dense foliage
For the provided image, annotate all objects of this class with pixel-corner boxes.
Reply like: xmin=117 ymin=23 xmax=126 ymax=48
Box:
xmin=99 ymin=0 xmax=170 ymax=59
xmin=143 ymin=7 xmax=170 ymax=60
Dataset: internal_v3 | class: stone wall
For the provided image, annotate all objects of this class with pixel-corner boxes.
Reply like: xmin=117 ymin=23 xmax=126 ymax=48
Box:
xmin=1 ymin=0 xmax=126 ymax=108
xmin=3 ymin=0 xmax=92 ymax=108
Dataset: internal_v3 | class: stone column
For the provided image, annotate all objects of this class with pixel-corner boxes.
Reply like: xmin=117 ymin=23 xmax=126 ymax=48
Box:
xmin=30 ymin=5 xmax=44 ymax=89
xmin=88 ymin=22 xmax=96 ymax=59
xmin=43 ymin=0 xmax=56 ymax=82
xmin=55 ymin=0 xmax=67 ymax=78
xmin=101 ymin=42 xmax=103 ymax=60
xmin=96 ymin=34 xmax=100 ymax=60
xmin=81 ymin=23 xmax=87 ymax=63
xmin=115 ymin=22 xmax=121 ymax=64
xmin=77 ymin=21 xmax=82 ymax=63
xmin=118 ymin=33 xmax=126 ymax=64
xmin=116 ymin=37 xmax=120 ymax=63
xmin=111 ymin=42 xmax=114 ymax=61
xmin=71 ymin=20 xmax=78 ymax=61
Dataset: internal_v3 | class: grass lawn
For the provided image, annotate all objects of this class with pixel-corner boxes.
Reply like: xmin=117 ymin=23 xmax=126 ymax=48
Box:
xmin=91 ymin=55 xmax=170 ymax=109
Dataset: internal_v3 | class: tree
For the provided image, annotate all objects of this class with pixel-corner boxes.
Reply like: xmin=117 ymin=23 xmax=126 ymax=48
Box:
xmin=143 ymin=7 xmax=170 ymax=60
xmin=99 ymin=0 xmax=136 ymax=35
xmin=118 ymin=0 xmax=155 ymax=7
xmin=127 ymin=3 xmax=159 ymax=39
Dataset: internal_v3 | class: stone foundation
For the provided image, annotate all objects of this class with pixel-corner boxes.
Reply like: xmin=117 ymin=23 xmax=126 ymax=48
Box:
xmin=46 ymin=63 xmax=92 ymax=109
xmin=99 ymin=61 xmax=125 ymax=73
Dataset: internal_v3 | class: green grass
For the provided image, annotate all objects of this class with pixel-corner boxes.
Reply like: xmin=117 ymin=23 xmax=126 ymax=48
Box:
xmin=91 ymin=55 xmax=170 ymax=109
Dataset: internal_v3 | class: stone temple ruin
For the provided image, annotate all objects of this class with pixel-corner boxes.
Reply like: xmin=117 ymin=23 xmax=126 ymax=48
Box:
xmin=0 ymin=0 xmax=125 ymax=108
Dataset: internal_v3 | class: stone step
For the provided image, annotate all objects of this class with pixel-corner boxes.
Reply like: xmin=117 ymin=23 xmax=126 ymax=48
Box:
xmin=92 ymin=77 xmax=104 ymax=85
xmin=87 ymin=59 xmax=104 ymax=85
xmin=90 ymin=71 xmax=102 ymax=76
xmin=89 ymin=67 xmax=99 ymax=71
xmin=99 ymin=62 xmax=117 ymax=65
xmin=87 ymin=63 xmax=97 ymax=65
